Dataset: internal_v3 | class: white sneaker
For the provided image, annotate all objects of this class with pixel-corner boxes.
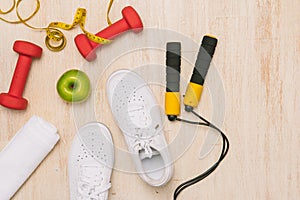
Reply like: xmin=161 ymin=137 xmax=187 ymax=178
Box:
xmin=68 ymin=122 xmax=114 ymax=200
xmin=106 ymin=69 xmax=173 ymax=187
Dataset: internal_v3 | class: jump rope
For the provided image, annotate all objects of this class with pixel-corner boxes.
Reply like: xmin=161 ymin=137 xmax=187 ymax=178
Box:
xmin=165 ymin=35 xmax=230 ymax=200
xmin=0 ymin=0 xmax=114 ymax=51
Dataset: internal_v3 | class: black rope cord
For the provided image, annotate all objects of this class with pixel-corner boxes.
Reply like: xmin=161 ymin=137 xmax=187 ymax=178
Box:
xmin=173 ymin=110 xmax=230 ymax=200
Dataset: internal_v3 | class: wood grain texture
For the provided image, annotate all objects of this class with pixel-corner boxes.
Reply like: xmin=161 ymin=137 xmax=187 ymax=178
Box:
xmin=0 ymin=0 xmax=299 ymax=199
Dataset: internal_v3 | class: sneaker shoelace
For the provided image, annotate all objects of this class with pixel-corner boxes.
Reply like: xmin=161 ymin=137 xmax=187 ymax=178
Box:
xmin=133 ymin=137 xmax=153 ymax=158
xmin=78 ymin=165 xmax=111 ymax=200
xmin=127 ymin=104 xmax=162 ymax=159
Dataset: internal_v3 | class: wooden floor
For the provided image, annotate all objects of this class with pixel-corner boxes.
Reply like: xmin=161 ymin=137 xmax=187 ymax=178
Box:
xmin=0 ymin=0 xmax=299 ymax=199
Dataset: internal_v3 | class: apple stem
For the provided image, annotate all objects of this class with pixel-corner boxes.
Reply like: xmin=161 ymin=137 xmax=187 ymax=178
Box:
xmin=70 ymin=83 xmax=76 ymax=90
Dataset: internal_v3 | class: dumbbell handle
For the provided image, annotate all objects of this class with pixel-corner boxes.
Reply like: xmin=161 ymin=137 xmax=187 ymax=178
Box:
xmin=9 ymin=55 xmax=32 ymax=97
xmin=90 ymin=18 xmax=131 ymax=49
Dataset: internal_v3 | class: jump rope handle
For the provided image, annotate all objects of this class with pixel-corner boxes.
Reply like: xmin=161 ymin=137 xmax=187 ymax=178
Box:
xmin=165 ymin=42 xmax=181 ymax=121
xmin=183 ymin=35 xmax=218 ymax=112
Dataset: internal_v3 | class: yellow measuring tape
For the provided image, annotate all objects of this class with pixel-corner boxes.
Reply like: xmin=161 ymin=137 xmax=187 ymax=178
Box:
xmin=0 ymin=0 xmax=39 ymax=24
xmin=0 ymin=0 xmax=114 ymax=51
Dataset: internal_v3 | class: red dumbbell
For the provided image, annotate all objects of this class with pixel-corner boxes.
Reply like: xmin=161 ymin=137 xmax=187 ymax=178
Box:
xmin=0 ymin=41 xmax=43 ymax=110
xmin=74 ymin=6 xmax=143 ymax=61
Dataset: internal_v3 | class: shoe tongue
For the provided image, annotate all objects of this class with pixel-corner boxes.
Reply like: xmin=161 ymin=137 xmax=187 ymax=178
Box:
xmin=139 ymin=148 xmax=160 ymax=160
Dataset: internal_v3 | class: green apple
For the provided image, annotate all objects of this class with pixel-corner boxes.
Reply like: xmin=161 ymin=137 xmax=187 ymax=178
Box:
xmin=56 ymin=69 xmax=90 ymax=102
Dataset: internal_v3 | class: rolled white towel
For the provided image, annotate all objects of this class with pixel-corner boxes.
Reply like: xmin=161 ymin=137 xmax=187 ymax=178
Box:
xmin=0 ymin=115 xmax=60 ymax=200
